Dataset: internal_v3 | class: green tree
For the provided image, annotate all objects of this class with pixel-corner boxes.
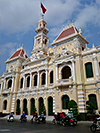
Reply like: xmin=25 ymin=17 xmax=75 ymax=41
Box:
xmin=86 ymin=100 xmax=97 ymax=114
xmin=30 ymin=103 xmax=36 ymax=115
xmin=39 ymin=103 xmax=46 ymax=115
xmin=68 ymin=100 xmax=79 ymax=118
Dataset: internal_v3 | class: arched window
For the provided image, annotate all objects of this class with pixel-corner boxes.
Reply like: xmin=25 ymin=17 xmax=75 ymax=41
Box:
xmin=48 ymin=97 xmax=53 ymax=116
xmin=62 ymin=66 xmax=71 ymax=79
xmin=85 ymin=62 xmax=93 ymax=78
xmin=88 ymin=94 xmax=98 ymax=109
xmin=20 ymin=78 xmax=23 ymax=88
xmin=3 ymin=100 xmax=7 ymax=110
xmin=27 ymin=76 xmax=30 ymax=87
xmin=8 ymin=79 xmax=12 ymax=89
xmin=50 ymin=71 xmax=53 ymax=83
xmin=16 ymin=99 xmax=20 ymax=114
xmin=41 ymin=73 xmax=45 ymax=85
xmin=62 ymin=95 xmax=69 ymax=109
xmin=34 ymin=75 xmax=37 ymax=86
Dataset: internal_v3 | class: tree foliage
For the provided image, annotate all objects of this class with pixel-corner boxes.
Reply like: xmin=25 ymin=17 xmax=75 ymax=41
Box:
xmin=86 ymin=100 xmax=97 ymax=114
xmin=68 ymin=100 xmax=78 ymax=118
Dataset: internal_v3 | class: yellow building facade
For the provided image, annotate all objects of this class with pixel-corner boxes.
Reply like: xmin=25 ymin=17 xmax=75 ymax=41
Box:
xmin=0 ymin=15 xmax=100 ymax=120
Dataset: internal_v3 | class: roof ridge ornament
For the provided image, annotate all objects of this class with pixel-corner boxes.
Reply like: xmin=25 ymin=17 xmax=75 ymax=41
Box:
xmin=63 ymin=21 xmax=75 ymax=30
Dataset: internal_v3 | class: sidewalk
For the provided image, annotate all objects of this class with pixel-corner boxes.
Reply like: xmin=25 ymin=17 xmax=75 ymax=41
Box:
xmin=0 ymin=115 xmax=92 ymax=124
xmin=0 ymin=115 xmax=54 ymax=122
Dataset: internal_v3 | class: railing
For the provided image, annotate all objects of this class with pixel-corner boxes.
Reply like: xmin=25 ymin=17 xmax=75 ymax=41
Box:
xmin=40 ymin=85 xmax=46 ymax=88
xmin=96 ymin=75 xmax=100 ymax=81
xmin=57 ymin=77 xmax=73 ymax=86
xmin=33 ymin=86 xmax=37 ymax=89
xmin=3 ymin=88 xmax=11 ymax=92
xmin=49 ymin=83 xmax=54 ymax=86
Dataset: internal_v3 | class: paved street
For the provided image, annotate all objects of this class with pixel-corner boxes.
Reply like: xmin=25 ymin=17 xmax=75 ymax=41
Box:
xmin=0 ymin=119 xmax=94 ymax=133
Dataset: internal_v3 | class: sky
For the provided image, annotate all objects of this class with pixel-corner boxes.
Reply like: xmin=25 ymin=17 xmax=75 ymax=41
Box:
xmin=0 ymin=0 xmax=100 ymax=75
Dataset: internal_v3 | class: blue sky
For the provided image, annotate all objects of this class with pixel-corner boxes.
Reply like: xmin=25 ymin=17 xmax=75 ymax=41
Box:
xmin=0 ymin=0 xmax=100 ymax=75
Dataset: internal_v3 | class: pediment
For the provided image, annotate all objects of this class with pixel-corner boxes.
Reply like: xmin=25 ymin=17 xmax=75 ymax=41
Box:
xmin=54 ymin=48 xmax=73 ymax=60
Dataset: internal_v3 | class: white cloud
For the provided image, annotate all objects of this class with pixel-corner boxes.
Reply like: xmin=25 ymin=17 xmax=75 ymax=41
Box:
xmin=0 ymin=0 xmax=40 ymax=33
xmin=0 ymin=0 xmax=81 ymax=34
xmin=75 ymin=1 xmax=100 ymax=28
xmin=0 ymin=42 xmax=18 ymax=56
xmin=1 ymin=0 xmax=100 ymax=37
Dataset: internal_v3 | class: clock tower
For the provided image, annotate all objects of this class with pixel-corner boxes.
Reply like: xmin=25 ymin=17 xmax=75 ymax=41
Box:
xmin=31 ymin=14 xmax=49 ymax=56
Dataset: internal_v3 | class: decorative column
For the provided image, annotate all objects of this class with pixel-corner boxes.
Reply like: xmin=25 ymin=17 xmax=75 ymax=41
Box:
xmin=93 ymin=54 xmax=99 ymax=77
xmin=29 ymin=72 xmax=32 ymax=90
xmin=20 ymin=98 xmax=23 ymax=115
xmin=11 ymin=76 xmax=14 ymax=92
xmin=37 ymin=71 xmax=40 ymax=88
xmin=55 ymin=64 xmax=58 ymax=84
xmin=46 ymin=68 xmax=48 ymax=87
xmin=72 ymin=59 xmax=76 ymax=83
xmin=3 ymin=78 xmax=6 ymax=90
xmin=23 ymin=75 xmax=25 ymax=90
xmin=41 ymin=33 xmax=43 ymax=44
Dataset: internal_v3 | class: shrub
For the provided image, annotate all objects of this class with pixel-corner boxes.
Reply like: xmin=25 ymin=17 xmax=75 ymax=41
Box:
xmin=68 ymin=100 xmax=79 ymax=118
xmin=86 ymin=100 xmax=97 ymax=114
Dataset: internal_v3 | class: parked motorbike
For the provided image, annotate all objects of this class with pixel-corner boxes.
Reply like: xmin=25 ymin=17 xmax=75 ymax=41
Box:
xmin=52 ymin=112 xmax=77 ymax=127
xmin=52 ymin=113 xmax=65 ymax=125
xmin=62 ymin=116 xmax=77 ymax=127
xmin=90 ymin=117 xmax=100 ymax=132
xmin=20 ymin=116 xmax=27 ymax=123
xmin=31 ymin=115 xmax=46 ymax=124
xmin=7 ymin=116 xmax=14 ymax=122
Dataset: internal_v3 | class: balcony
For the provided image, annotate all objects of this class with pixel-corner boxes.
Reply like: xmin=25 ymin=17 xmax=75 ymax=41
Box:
xmin=57 ymin=76 xmax=73 ymax=87
xmin=96 ymin=75 xmax=100 ymax=81
xmin=2 ymin=88 xmax=11 ymax=94
xmin=32 ymin=86 xmax=37 ymax=90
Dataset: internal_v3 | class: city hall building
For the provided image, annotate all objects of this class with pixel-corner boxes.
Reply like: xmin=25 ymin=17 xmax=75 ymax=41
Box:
xmin=0 ymin=15 xmax=100 ymax=119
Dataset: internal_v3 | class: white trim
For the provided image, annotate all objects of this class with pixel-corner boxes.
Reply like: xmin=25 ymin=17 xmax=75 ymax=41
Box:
xmin=79 ymin=110 xmax=86 ymax=113
xmin=79 ymin=106 xmax=85 ymax=109
xmin=78 ymin=95 xmax=84 ymax=98
xmin=78 ymin=92 xmax=84 ymax=94
xmin=78 ymin=103 xmax=85 ymax=105
xmin=87 ymin=78 xmax=94 ymax=81
xmin=78 ymin=99 xmax=85 ymax=101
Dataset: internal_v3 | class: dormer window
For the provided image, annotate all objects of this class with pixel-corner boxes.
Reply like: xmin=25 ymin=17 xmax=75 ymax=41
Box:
xmin=82 ymin=47 xmax=84 ymax=51
xmin=38 ymin=39 xmax=40 ymax=43
xmin=9 ymin=66 xmax=13 ymax=72
xmin=43 ymin=24 xmax=45 ymax=28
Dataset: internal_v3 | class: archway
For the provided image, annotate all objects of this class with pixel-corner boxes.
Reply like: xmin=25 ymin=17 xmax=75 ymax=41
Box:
xmin=20 ymin=78 xmax=23 ymax=88
xmin=48 ymin=96 xmax=53 ymax=116
xmin=3 ymin=100 xmax=7 ymax=110
xmin=30 ymin=98 xmax=35 ymax=115
xmin=41 ymin=73 xmax=46 ymax=85
xmin=39 ymin=97 xmax=45 ymax=115
xmin=23 ymin=99 xmax=28 ymax=114
xmin=62 ymin=95 xmax=70 ymax=109
xmin=61 ymin=66 xmax=71 ymax=79
xmin=16 ymin=99 xmax=20 ymax=115
xmin=8 ymin=79 xmax=12 ymax=89
xmin=27 ymin=76 xmax=30 ymax=87
xmin=34 ymin=75 xmax=37 ymax=86
xmin=50 ymin=71 xmax=53 ymax=83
